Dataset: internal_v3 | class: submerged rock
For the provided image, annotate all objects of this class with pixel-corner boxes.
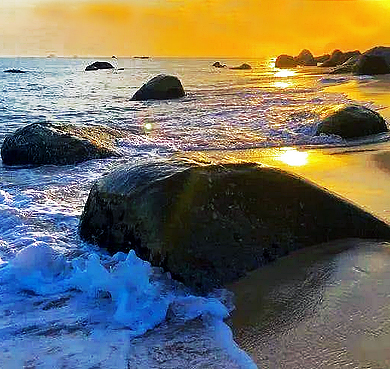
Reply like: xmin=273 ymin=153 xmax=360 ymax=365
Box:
xmin=3 ymin=69 xmax=26 ymax=73
xmin=131 ymin=74 xmax=185 ymax=101
xmin=275 ymin=55 xmax=298 ymax=68
xmin=230 ymin=63 xmax=252 ymax=70
xmin=316 ymin=105 xmax=388 ymax=139
xmin=1 ymin=122 xmax=120 ymax=166
xmin=295 ymin=49 xmax=316 ymax=66
xmin=79 ymin=159 xmax=390 ymax=291
xmin=85 ymin=61 xmax=114 ymax=71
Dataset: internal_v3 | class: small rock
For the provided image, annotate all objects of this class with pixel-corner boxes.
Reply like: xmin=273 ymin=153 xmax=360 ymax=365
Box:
xmin=85 ymin=61 xmax=114 ymax=71
xmin=131 ymin=74 xmax=185 ymax=101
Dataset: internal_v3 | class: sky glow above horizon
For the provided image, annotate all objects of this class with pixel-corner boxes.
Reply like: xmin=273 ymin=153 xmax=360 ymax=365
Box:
xmin=0 ymin=0 xmax=389 ymax=57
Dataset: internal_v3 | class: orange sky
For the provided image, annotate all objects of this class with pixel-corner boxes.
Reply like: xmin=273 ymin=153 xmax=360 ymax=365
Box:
xmin=1 ymin=0 xmax=390 ymax=57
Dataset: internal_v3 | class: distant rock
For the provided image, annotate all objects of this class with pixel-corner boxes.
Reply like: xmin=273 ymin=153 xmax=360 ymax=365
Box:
xmin=230 ymin=63 xmax=252 ymax=70
xmin=275 ymin=55 xmax=298 ymax=68
xmin=1 ymin=123 xmax=120 ymax=166
xmin=212 ymin=62 xmax=226 ymax=68
xmin=353 ymin=47 xmax=390 ymax=75
xmin=316 ymin=105 xmax=388 ymax=139
xmin=361 ymin=46 xmax=390 ymax=66
xmin=79 ymin=159 xmax=390 ymax=292
xmin=314 ymin=54 xmax=330 ymax=64
xmin=328 ymin=55 xmax=361 ymax=74
xmin=321 ymin=50 xmax=361 ymax=67
xmin=85 ymin=61 xmax=114 ymax=71
xmin=295 ymin=49 xmax=316 ymax=66
xmin=131 ymin=74 xmax=185 ymax=101
xmin=3 ymin=69 xmax=26 ymax=73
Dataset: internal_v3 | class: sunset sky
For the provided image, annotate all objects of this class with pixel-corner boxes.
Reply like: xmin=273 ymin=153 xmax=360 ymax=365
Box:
xmin=1 ymin=0 xmax=390 ymax=58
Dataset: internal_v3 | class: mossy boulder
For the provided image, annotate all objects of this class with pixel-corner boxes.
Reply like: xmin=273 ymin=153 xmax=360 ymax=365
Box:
xmin=131 ymin=75 xmax=185 ymax=101
xmin=316 ymin=105 xmax=388 ymax=139
xmin=1 ymin=122 xmax=120 ymax=166
xmin=79 ymin=159 xmax=390 ymax=291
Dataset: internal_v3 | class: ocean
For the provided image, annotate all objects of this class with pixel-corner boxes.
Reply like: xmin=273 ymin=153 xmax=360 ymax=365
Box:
xmin=0 ymin=57 xmax=389 ymax=368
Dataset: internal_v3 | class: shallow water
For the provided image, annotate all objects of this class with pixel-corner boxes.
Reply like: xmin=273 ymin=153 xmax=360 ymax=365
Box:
xmin=1 ymin=57 xmax=390 ymax=368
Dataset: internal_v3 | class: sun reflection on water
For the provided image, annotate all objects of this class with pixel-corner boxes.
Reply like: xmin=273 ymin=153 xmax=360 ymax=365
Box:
xmin=278 ymin=148 xmax=309 ymax=166
xmin=274 ymin=69 xmax=296 ymax=78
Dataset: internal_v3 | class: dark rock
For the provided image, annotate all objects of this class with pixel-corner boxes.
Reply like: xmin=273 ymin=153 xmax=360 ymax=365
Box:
xmin=230 ymin=63 xmax=252 ymax=70
xmin=131 ymin=74 xmax=185 ymax=101
xmin=321 ymin=50 xmax=361 ymax=67
xmin=4 ymin=69 xmax=26 ymax=73
xmin=328 ymin=55 xmax=361 ymax=74
xmin=78 ymin=159 xmax=390 ymax=292
xmin=212 ymin=62 xmax=226 ymax=68
xmin=361 ymin=46 xmax=390 ymax=66
xmin=85 ymin=61 xmax=114 ymax=71
xmin=354 ymin=55 xmax=390 ymax=76
xmin=275 ymin=55 xmax=298 ymax=68
xmin=295 ymin=49 xmax=316 ymax=66
xmin=314 ymin=54 xmax=330 ymax=64
xmin=1 ymin=123 xmax=120 ymax=166
xmin=316 ymin=105 xmax=388 ymax=139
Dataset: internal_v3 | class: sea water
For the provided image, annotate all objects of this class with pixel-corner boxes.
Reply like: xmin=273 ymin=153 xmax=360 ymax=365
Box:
xmin=0 ymin=57 xmax=387 ymax=368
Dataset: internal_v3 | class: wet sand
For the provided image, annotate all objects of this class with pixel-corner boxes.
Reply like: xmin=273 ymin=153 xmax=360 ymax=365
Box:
xmin=229 ymin=239 xmax=390 ymax=368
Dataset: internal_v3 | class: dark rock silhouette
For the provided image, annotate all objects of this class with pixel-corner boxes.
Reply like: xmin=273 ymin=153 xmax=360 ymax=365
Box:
xmin=230 ymin=63 xmax=252 ymax=70
xmin=79 ymin=159 xmax=390 ymax=292
xmin=85 ymin=61 xmax=114 ymax=71
xmin=212 ymin=62 xmax=226 ymax=68
xmin=131 ymin=74 xmax=185 ymax=101
xmin=295 ymin=49 xmax=316 ymax=66
xmin=354 ymin=55 xmax=390 ymax=75
xmin=3 ymin=69 xmax=26 ymax=73
xmin=321 ymin=50 xmax=360 ymax=67
xmin=275 ymin=55 xmax=298 ymax=68
xmin=1 ymin=123 xmax=120 ymax=166
xmin=314 ymin=54 xmax=330 ymax=64
xmin=316 ymin=105 xmax=388 ymax=139
xmin=329 ymin=55 xmax=361 ymax=74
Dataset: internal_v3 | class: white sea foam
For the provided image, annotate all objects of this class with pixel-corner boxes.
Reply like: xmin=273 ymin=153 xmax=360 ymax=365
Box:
xmin=0 ymin=243 xmax=257 ymax=368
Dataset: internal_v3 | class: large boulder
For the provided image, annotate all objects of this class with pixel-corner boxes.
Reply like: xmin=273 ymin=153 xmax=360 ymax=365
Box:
xmin=79 ymin=159 xmax=390 ymax=291
xmin=275 ymin=54 xmax=298 ymax=68
xmin=295 ymin=49 xmax=316 ymax=66
xmin=85 ymin=61 xmax=114 ymax=71
xmin=361 ymin=46 xmax=390 ymax=66
xmin=230 ymin=63 xmax=252 ymax=70
xmin=354 ymin=54 xmax=390 ymax=76
xmin=1 ymin=123 xmax=120 ymax=166
xmin=131 ymin=75 xmax=185 ymax=101
xmin=316 ymin=105 xmax=388 ymax=139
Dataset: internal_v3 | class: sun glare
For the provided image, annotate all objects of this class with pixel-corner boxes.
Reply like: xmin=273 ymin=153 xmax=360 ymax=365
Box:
xmin=278 ymin=148 xmax=309 ymax=166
